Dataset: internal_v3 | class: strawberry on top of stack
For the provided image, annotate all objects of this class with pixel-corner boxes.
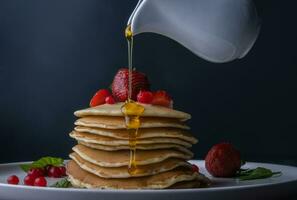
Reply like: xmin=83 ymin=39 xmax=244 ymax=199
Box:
xmin=90 ymin=68 xmax=173 ymax=108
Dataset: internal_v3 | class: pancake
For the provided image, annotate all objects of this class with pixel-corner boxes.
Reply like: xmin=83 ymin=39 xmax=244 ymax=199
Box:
xmin=78 ymin=141 xmax=194 ymax=156
xmin=169 ymin=177 xmax=211 ymax=189
xmin=75 ymin=116 xmax=190 ymax=130
xmin=72 ymin=144 xmax=193 ymax=167
xmin=70 ymin=152 xmax=191 ymax=178
xmin=74 ymin=126 xmax=198 ymax=144
xmin=67 ymin=160 xmax=199 ymax=189
xmin=70 ymin=131 xmax=193 ymax=148
xmin=74 ymin=103 xmax=191 ymax=121
xmin=168 ymin=180 xmax=202 ymax=189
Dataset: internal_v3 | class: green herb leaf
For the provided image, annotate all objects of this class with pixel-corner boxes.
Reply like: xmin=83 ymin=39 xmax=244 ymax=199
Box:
xmin=20 ymin=156 xmax=64 ymax=172
xmin=20 ymin=164 xmax=32 ymax=172
xmin=51 ymin=178 xmax=72 ymax=188
xmin=236 ymin=168 xmax=249 ymax=176
xmin=238 ymin=167 xmax=281 ymax=181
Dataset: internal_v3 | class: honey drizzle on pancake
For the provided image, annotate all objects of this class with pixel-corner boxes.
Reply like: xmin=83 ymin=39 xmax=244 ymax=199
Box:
xmin=121 ymin=25 xmax=145 ymax=175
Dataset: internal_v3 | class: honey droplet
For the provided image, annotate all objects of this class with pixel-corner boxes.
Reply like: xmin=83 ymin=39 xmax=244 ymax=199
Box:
xmin=125 ymin=25 xmax=133 ymax=41
xmin=122 ymin=101 xmax=145 ymax=124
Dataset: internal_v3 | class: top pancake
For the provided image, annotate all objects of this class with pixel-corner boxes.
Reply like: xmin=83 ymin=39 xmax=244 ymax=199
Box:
xmin=75 ymin=116 xmax=189 ymax=130
xmin=74 ymin=103 xmax=191 ymax=121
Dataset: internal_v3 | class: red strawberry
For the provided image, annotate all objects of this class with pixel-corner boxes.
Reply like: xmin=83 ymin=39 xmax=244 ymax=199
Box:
xmin=205 ymin=142 xmax=241 ymax=177
xmin=191 ymin=164 xmax=199 ymax=173
xmin=111 ymin=68 xmax=150 ymax=102
xmin=89 ymin=89 xmax=111 ymax=107
xmin=151 ymin=90 xmax=173 ymax=108
xmin=137 ymin=90 xmax=153 ymax=104
xmin=105 ymin=96 xmax=116 ymax=104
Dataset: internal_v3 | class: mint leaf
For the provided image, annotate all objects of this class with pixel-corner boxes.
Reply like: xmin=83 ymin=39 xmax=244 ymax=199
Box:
xmin=238 ymin=167 xmax=281 ymax=181
xmin=20 ymin=164 xmax=32 ymax=172
xmin=31 ymin=157 xmax=64 ymax=168
xmin=236 ymin=168 xmax=249 ymax=176
xmin=51 ymin=178 xmax=72 ymax=188
xmin=20 ymin=156 xmax=64 ymax=172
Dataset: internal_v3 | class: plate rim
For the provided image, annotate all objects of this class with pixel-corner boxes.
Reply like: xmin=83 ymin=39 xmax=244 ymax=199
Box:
xmin=0 ymin=160 xmax=297 ymax=193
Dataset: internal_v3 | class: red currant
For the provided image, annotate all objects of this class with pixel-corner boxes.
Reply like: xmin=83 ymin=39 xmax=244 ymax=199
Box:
xmin=47 ymin=166 xmax=62 ymax=178
xmin=45 ymin=165 xmax=52 ymax=176
xmin=137 ymin=90 xmax=153 ymax=104
xmin=105 ymin=96 xmax=116 ymax=104
xmin=24 ymin=175 xmax=35 ymax=186
xmin=7 ymin=175 xmax=19 ymax=185
xmin=58 ymin=166 xmax=66 ymax=176
xmin=27 ymin=168 xmax=45 ymax=179
xmin=34 ymin=177 xmax=47 ymax=187
xmin=191 ymin=164 xmax=199 ymax=173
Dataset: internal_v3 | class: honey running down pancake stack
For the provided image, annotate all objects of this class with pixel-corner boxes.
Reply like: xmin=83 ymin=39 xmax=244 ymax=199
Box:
xmin=66 ymin=103 xmax=210 ymax=189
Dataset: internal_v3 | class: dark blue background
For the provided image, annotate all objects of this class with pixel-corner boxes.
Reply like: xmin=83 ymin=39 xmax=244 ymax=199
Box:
xmin=0 ymin=0 xmax=296 ymax=165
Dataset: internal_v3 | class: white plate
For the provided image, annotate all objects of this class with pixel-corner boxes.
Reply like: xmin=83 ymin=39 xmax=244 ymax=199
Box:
xmin=0 ymin=160 xmax=296 ymax=200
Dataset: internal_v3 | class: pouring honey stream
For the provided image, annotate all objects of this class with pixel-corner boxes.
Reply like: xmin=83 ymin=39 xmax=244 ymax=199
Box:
xmin=121 ymin=25 xmax=145 ymax=175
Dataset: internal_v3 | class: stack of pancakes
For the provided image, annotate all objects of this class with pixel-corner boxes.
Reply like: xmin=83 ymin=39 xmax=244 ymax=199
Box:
xmin=66 ymin=103 xmax=210 ymax=189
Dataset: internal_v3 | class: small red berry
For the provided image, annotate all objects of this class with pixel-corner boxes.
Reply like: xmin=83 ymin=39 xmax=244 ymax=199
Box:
xmin=7 ymin=175 xmax=19 ymax=185
xmin=58 ymin=166 xmax=66 ymax=176
xmin=24 ymin=175 xmax=35 ymax=186
xmin=105 ymin=96 xmax=116 ymax=104
xmin=191 ymin=164 xmax=199 ymax=173
xmin=137 ymin=90 xmax=153 ymax=104
xmin=90 ymin=89 xmax=111 ymax=107
xmin=27 ymin=168 xmax=45 ymax=179
xmin=45 ymin=165 xmax=52 ymax=176
xmin=205 ymin=142 xmax=241 ymax=177
xmin=47 ymin=166 xmax=62 ymax=178
xmin=34 ymin=177 xmax=47 ymax=187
